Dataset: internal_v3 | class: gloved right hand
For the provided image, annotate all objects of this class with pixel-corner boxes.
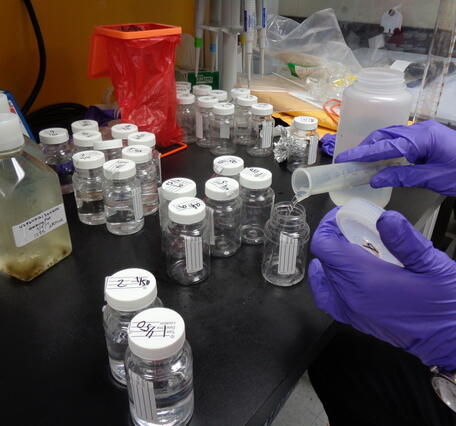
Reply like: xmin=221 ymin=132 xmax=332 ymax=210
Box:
xmin=335 ymin=120 xmax=456 ymax=196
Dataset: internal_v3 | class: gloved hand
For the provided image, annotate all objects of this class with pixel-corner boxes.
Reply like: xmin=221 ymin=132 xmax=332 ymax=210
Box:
xmin=335 ymin=120 xmax=456 ymax=196
xmin=309 ymin=208 xmax=456 ymax=371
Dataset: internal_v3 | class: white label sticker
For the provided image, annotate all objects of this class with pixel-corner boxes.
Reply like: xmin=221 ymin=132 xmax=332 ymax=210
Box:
xmin=164 ymin=179 xmax=192 ymax=193
xmin=195 ymin=111 xmax=203 ymax=139
xmin=129 ymin=371 xmax=158 ymax=423
xmin=129 ymin=320 xmax=177 ymax=339
xmin=207 ymin=207 xmax=215 ymax=245
xmin=132 ymin=187 xmax=144 ymax=221
xmin=12 ymin=203 xmax=67 ymax=248
xmin=105 ymin=275 xmax=152 ymax=290
xmin=278 ymin=232 xmax=299 ymax=275
xmin=184 ymin=236 xmax=203 ymax=273
xmin=156 ymin=155 xmax=162 ymax=183
xmin=260 ymin=121 xmax=273 ymax=148
xmin=308 ymin=136 xmax=318 ymax=165
xmin=220 ymin=125 xmax=230 ymax=139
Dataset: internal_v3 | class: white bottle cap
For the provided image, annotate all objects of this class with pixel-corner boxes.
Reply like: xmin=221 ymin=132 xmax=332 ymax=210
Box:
xmin=176 ymin=87 xmax=191 ymax=95
xmin=72 ymin=150 xmax=105 ymax=170
xmin=122 ymin=145 xmax=152 ymax=164
xmin=0 ymin=93 xmax=10 ymax=113
xmin=128 ymin=308 xmax=185 ymax=361
xmin=73 ymin=130 xmax=102 ymax=148
xmin=0 ymin=113 xmax=24 ymax=152
xmin=205 ymin=177 xmax=239 ymax=201
xmin=251 ymin=103 xmax=273 ymax=116
xmin=127 ymin=131 xmax=156 ymax=148
xmin=93 ymin=139 xmax=123 ymax=150
xmin=111 ymin=123 xmax=139 ymax=139
xmin=336 ymin=198 xmax=403 ymax=267
xmin=213 ymin=102 xmax=235 ymax=116
xmin=103 ymin=158 xmax=136 ymax=180
xmin=105 ymin=268 xmax=158 ymax=312
xmin=161 ymin=178 xmax=197 ymax=201
xmin=211 ymin=90 xmax=228 ymax=101
xmin=39 ymin=128 xmax=69 ymax=145
xmin=176 ymin=81 xmax=191 ymax=90
xmin=192 ymin=84 xmax=212 ymax=96
xmin=177 ymin=93 xmax=196 ymax=105
xmin=168 ymin=197 xmax=206 ymax=224
xmin=71 ymin=119 xmax=99 ymax=133
xmin=237 ymin=94 xmax=258 ymax=107
xmin=230 ymin=87 xmax=251 ymax=103
xmin=197 ymin=95 xmax=218 ymax=108
xmin=293 ymin=116 xmax=318 ymax=131
xmin=240 ymin=167 xmax=272 ymax=189
xmin=213 ymin=155 xmax=244 ymax=176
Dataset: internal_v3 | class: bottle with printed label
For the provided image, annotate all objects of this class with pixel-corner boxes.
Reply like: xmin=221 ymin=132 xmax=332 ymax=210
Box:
xmin=246 ymin=103 xmax=274 ymax=157
xmin=93 ymin=139 xmax=123 ymax=161
xmin=103 ymin=268 xmax=163 ymax=385
xmin=71 ymin=119 xmax=99 ymax=134
xmin=230 ymin=87 xmax=251 ymax=104
xmin=262 ymin=202 xmax=310 ymax=286
xmin=111 ymin=123 xmax=139 ymax=147
xmin=192 ymin=84 xmax=212 ymax=98
xmin=73 ymin=130 xmax=103 ymax=154
xmin=204 ymin=177 xmax=241 ymax=257
xmin=287 ymin=116 xmax=319 ymax=172
xmin=234 ymin=94 xmax=258 ymax=145
xmin=212 ymin=155 xmax=244 ymax=181
xmin=0 ymin=113 xmax=72 ymax=281
xmin=72 ymin=150 xmax=106 ymax=225
xmin=39 ymin=127 xmax=74 ymax=194
xmin=125 ymin=308 xmax=194 ymax=426
xmin=195 ymin=95 xmax=218 ymax=148
xmin=240 ymin=167 xmax=275 ymax=245
xmin=209 ymin=103 xmax=236 ymax=156
xmin=103 ymin=159 xmax=144 ymax=235
xmin=122 ymin=145 xmax=159 ymax=216
xmin=177 ymin=93 xmax=196 ymax=145
xmin=165 ymin=197 xmax=210 ymax=285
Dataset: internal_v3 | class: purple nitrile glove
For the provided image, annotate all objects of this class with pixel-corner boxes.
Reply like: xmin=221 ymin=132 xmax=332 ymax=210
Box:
xmin=335 ymin=120 xmax=456 ymax=196
xmin=308 ymin=207 xmax=456 ymax=371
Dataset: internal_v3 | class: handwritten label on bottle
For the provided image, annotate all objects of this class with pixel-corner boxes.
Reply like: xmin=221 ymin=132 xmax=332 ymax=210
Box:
xmin=260 ymin=121 xmax=273 ymax=148
xmin=129 ymin=371 xmax=158 ymax=423
xmin=278 ymin=232 xmax=298 ymax=275
xmin=184 ymin=236 xmax=203 ymax=273
xmin=195 ymin=111 xmax=203 ymax=139
xmin=12 ymin=203 xmax=67 ymax=248
xmin=220 ymin=125 xmax=230 ymax=139
xmin=105 ymin=276 xmax=151 ymax=290
xmin=163 ymin=179 xmax=191 ymax=193
xmin=129 ymin=320 xmax=176 ymax=339
xmin=308 ymin=136 xmax=318 ymax=165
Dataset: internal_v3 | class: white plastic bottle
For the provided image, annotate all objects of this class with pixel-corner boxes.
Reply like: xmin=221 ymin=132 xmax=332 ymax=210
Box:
xmin=111 ymin=123 xmax=139 ymax=146
xmin=330 ymin=68 xmax=412 ymax=207
xmin=127 ymin=131 xmax=162 ymax=185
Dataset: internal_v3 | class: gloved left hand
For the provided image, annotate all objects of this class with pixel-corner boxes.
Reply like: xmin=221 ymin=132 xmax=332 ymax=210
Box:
xmin=309 ymin=208 xmax=456 ymax=371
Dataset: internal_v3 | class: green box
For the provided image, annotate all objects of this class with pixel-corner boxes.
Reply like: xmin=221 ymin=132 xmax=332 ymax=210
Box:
xmin=175 ymin=69 xmax=220 ymax=89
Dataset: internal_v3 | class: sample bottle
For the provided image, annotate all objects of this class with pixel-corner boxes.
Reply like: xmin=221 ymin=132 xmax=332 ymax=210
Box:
xmin=212 ymin=155 xmax=244 ymax=180
xmin=176 ymin=86 xmax=191 ymax=96
xmin=330 ymin=68 xmax=412 ymax=207
xmin=93 ymin=138 xmax=123 ymax=161
xmin=125 ymin=308 xmax=194 ymax=426
xmin=0 ymin=113 xmax=72 ymax=281
xmin=103 ymin=268 xmax=163 ymax=385
xmin=72 ymin=150 xmax=106 ymax=225
xmin=39 ymin=127 xmax=74 ymax=194
xmin=196 ymin=95 xmax=218 ymax=148
xmin=111 ymin=123 xmax=139 ymax=146
xmin=205 ymin=177 xmax=242 ymax=257
xmin=262 ymin=202 xmax=310 ymax=286
xmin=192 ymin=84 xmax=212 ymax=97
xmin=240 ymin=167 xmax=275 ymax=245
xmin=287 ymin=116 xmax=319 ymax=172
xmin=230 ymin=87 xmax=251 ymax=104
xmin=209 ymin=103 xmax=236 ymax=156
xmin=122 ymin=145 xmax=159 ymax=216
xmin=127 ymin=131 xmax=162 ymax=185
xmin=71 ymin=119 xmax=99 ymax=134
xmin=103 ymin=159 xmax=144 ymax=235
xmin=73 ymin=130 xmax=102 ymax=154
xmin=234 ymin=94 xmax=258 ymax=145
xmin=211 ymin=89 xmax=228 ymax=102
xmin=176 ymin=81 xmax=192 ymax=92
xmin=165 ymin=197 xmax=210 ymax=285
xmin=246 ymin=103 xmax=274 ymax=157
xmin=177 ymin=93 xmax=196 ymax=144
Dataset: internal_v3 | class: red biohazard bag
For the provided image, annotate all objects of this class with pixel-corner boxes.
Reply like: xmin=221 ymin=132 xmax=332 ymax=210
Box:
xmin=88 ymin=22 xmax=183 ymax=147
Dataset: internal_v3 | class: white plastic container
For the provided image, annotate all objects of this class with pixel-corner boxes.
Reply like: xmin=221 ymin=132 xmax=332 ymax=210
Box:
xmin=111 ymin=123 xmax=139 ymax=147
xmin=331 ymin=68 xmax=412 ymax=207
xmin=71 ymin=119 xmax=99 ymax=134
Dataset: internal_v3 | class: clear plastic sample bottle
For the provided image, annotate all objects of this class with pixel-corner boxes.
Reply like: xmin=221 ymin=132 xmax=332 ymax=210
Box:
xmin=230 ymin=87 xmax=251 ymax=104
xmin=72 ymin=150 xmax=106 ymax=225
xmin=262 ymin=202 xmax=310 ymax=286
xmin=126 ymin=308 xmax=194 ymax=426
xmin=192 ymin=84 xmax=212 ymax=98
xmin=212 ymin=155 xmax=244 ymax=180
xmin=103 ymin=268 xmax=163 ymax=385
xmin=111 ymin=123 xmax=139 ymax=147
xmin=247 ymin=103 xmax=274 ymax=157
xmin=211 ymin=89 xmax=228 ymax=102
xmin=205 ymin=177 xmax=242 ymax=257
xmin=122 ymin=145 xmax=159 ymax=216
xmin=39 ymin=127 xmax=74 ymax=194
xmin=103 ymin=159 xmax=144 ymax=235
xmin=73 ymin=130 xmax=102 ymax=154
xmin=176 ymin=81 xmax=192 ymax=92
xmin=71 ymin=119 xmax=99 ymax=134
xmin=195 ymin=95 xmax=218 ymax=148
xmin=93 ymin=138 xmax=123 ymax=161
xmin=240 ymin=167 xmax=275 ymax=245
xmin=165 ymin=197 xmax=210 ymax=285
xmin=0 ymin=113 xmax=72 ymax=281
xmin=177 ymin=93 xmax=196 ymax=144
xmin=287 ymin=116 xmax=319 ymax=172
xmin=209 ymin=103 xmax=236 ymax=156
xmin=234 ymin=94 xmax=258 ymax=145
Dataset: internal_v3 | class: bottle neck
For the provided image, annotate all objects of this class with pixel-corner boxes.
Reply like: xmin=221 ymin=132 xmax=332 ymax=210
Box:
xmin=269 ymin=202 xmax=308 ymax=232
xmin=0 ymin=145 xmax=23 ymax=159
xmin=354 ymin=69 xmax=405 ymax=94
